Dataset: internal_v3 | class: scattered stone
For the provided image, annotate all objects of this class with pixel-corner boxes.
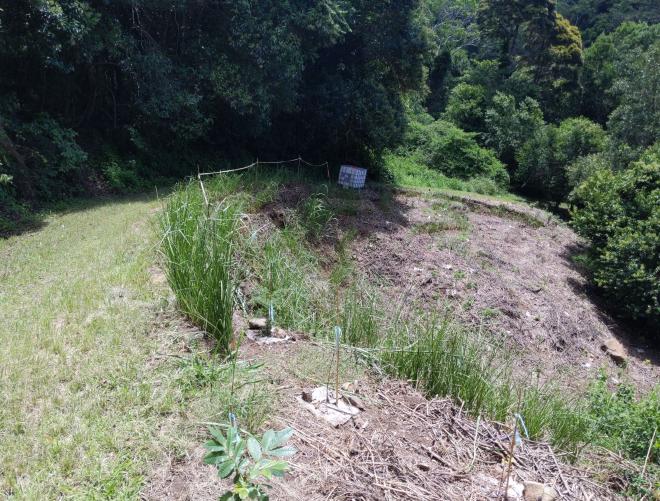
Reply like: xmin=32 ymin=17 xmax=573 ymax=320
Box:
xmin=601 ymin=337 xmax=627 ymax=365
xmin=507 ymin=479 xmax=524 ymax=499
xmin=346 ymin=394 xmax=366 ymax=411
xmin=442 ymin=264 xmax=453 ymax=270
xmin=298 ymin=386 xmax=361 ymax=427
xmin=248 ymin=318 xmax=268 ymax=330
xmin=523 ymin=481 xmax=558 ymax=501
xmin=256 ymin=336 xmax=289 ymax=345
xmin=271 ymin=326 xmax=288 ymax=338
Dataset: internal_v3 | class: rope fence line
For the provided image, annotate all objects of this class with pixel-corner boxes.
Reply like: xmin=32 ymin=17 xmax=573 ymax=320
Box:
xmin=197 ymin=156 xmax=331 ymax=208
xmin=197 ymin=156 xmax=330 ymax=178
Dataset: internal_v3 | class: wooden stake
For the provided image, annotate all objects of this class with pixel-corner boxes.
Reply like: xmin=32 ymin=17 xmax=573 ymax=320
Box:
xmin=642 ymin=426 xmax=657 ymax=477
xmin=334 ymin=326 xmax=341 ymax=405
xmin=501 ymin=418 xmax=518 ymax=500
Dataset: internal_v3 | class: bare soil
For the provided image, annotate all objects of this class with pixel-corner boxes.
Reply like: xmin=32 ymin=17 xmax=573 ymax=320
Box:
xmin=144 ymin=340 xmax=631 ymax=500
xmin=143 ymin=186 xmax=658 ymax=500
xmin=339 ymin=189 xmax=659 ymax=392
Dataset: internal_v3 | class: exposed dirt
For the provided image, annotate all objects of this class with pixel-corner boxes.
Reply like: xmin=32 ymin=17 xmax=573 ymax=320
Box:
xmin=143 ymin=185 xmax=658 ymax=500
xmin=144 ymin=340 xmax=631 ymax=500
xmin=337 ymin=189 xmax=659 ymax=392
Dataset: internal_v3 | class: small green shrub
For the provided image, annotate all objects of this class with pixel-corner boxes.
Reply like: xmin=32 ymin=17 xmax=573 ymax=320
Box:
xmin=587 ymin=373 xmax=659 ymax=462
xmin=103 ymin=159 xmax=143 ymax=193
xmin=571 ymin=155 xmax=659 ymax=326
xmin=405 ymin=120 xmax=509 ymax=187
xmin=204 ymin=424 xmax=296 ymax=501
xmin=159 ymin=183 xmax=239 ymax=352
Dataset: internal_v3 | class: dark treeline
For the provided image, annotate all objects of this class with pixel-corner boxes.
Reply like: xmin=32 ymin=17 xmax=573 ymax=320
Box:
xmin=0 ymin=0 xmax=658 ymax=328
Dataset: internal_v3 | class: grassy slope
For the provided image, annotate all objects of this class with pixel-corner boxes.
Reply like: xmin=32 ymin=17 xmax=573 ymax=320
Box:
xmin=0 ymin=196 xmax=181 ymax=499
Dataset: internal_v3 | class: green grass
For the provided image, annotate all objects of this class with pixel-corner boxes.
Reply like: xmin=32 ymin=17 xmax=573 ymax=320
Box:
xmin=382 ymin=153 xmax=526 ymax=204
xmin=159 ymin=184 xmax=239 ymax=352
xmin=383 ymin=153 xmax=504 ymax=196
xmin=0 ymin=194 xmax=271 ymax=498
xmin=184 ymin=174 xmax=591 ymax=453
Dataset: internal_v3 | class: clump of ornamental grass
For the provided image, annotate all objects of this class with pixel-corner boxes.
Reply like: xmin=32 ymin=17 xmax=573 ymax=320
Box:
xmin=159 ymin=183 xmax=239 ymax=353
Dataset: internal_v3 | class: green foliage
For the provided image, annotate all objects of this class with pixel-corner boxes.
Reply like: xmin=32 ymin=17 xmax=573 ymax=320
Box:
xmin=159 ymin=184 xmax=239 ymax=352
xmin=443 ymin=83 xmax=488 ymax=131
xmin=484 ymin=92 xmax=544 ymax=165
xmin=607 ymin=40 xmax=660 ymax=166
xmin=515 ymin=116 xmax=606 ymax=202
xmin=297 ymin=192 xmax=334 ymax=241
xmin=571 ymin=153 xmax=659 ymax=326
xmin=380 ymin=314 xmax=588 ymax=451
xmin=559 ymin=0 xmax=660 ymax=45
xmin=204 ymin=424 xmax=295 ymax=501
xmin=580 ymin=22 xmax=660 ymax=124
xmin=404 ymin=120 xmax=509 ymax=186
xmin=102 ymin=159 xmax=143 ymax=193
xmin=587 ymin=373 xmax=660 ymax=462
xmin=383 ymin=153 xmax=506 ymax=195
xmin=566 ymin=153 xmax=610 ymax=195
xmin=0 ymin=0 xmax=429 ymax=215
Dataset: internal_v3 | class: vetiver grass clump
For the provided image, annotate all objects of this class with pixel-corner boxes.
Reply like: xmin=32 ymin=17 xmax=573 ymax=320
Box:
xmin=378 ymin=313 xmax=589 ymax=452
xmin=159 ymin=183 xmax=239 ymax=352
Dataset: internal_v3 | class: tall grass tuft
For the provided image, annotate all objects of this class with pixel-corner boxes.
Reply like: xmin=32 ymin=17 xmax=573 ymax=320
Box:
xmin=159 ymin=184 xmax=239 ymax=352
xmin=378 ymin=313 xmax=588 ymax=452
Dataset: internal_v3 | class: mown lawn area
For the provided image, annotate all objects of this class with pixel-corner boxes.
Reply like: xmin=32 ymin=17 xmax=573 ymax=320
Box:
xmin=0 ymin=196 xmax=196 ymax=499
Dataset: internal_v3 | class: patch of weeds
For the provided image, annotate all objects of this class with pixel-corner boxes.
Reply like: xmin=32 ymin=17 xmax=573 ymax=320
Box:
xmin=330 ymin=230 xmax=357 ymax=288
xmin=248 ymin=230 xmax=328 ymax=333
xmin=338 ymin=285 xmax=380 ymax=347
xmin=462 ymin=297 xmax=475 ymax=311
xmin=586 ymin=372 xmax=660 ymax=462
xmin=481 ymin=307 xmax=499 ymax=319
xmin=288 ymin=344 xmax=365 ymax=386
xmin=177 ymin=355 xmax=232 ymax=394
xmin=297 ymin=192 xmax=334 ymax=240
xmin=376 ymin=313 xmax=588 ymax=451
xmin=453 ymin=270 xmax=466 ymax=280
xmin=438 ymin=232 xmax=470 ymax=255
xmin=251 ymin=180 xmax=279 ymax=211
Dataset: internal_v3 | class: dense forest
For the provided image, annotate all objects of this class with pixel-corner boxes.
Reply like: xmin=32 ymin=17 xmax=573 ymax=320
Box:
xmin=0 ymin=0 xmax=658 ymax=328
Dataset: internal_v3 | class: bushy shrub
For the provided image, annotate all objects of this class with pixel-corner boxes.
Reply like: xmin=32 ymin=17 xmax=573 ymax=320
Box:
xmin=102 ymin=158 xmax=143 ymax=193
xmin=515 ymin=117 xmax=606 ymax=202
xmin=587 ymin=373 xmax=659 ymax=462
xmin=484 ymin=92 xmax=545 ymax=165
xmin=442 ymin=83 xmax=487 ymax=132
xmin=571 ymin=152 xmax=659 ymax=326
xmin=405 ymin=120 xmax=509 ymax=187
xmin=566 ymin=153 xmax=610 ymax=196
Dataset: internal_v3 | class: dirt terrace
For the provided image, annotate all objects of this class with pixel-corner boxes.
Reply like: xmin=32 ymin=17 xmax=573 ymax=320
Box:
xmin=339 ymin=189 xmax=658 ymax=392
xmin=144 ymin=341 xmax=630 ymax=500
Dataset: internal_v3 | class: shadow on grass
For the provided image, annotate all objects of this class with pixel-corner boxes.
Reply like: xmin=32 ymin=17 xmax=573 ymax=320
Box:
xmin=0 ymin=183 xmax=176 ymax=240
